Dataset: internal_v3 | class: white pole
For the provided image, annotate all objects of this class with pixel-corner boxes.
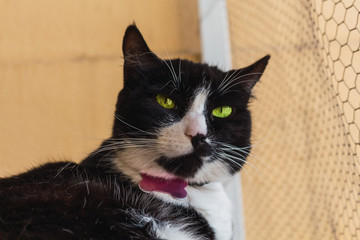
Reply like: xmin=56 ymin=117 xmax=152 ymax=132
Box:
xmin=198 ymin=1 xmax=246 ymax=240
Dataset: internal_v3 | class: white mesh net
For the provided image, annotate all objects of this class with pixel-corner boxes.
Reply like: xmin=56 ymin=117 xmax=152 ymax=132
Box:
xmin=227 ymin=0 xmax=360 ymax=239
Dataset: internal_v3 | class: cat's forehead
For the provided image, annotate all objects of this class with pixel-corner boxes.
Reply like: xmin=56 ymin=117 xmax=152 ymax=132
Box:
xmin=161 ymin=59 xmax=226 ymax=87
xmin=168 ymin=59 xmax=224 ymax=77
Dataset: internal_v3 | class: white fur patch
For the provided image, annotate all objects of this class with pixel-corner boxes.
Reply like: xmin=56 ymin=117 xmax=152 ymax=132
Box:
xmin=128 ymin=210 xmax=200 ymax=240
xmin=183 ymin=90 xmax=208 ymax=137
xmin=153 ymin=183 xmax=234 ymax=240
xmin=148 ymin=183 xmax=233 ymax=240
xmin=157 ymin=224 xmax=201 ymax=240
xmin=187 ymin=182 xmax=233 ymax=240
xmin=190 ymin=160 xmax=230 ymax=183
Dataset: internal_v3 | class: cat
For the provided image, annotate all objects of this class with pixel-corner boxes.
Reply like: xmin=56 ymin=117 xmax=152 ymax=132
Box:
xmin=0 ymin=25 xmax=270 ymax=240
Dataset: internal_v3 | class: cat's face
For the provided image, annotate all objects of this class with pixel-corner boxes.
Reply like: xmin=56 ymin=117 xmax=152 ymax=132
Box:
xmin=110 ymin=25 xmax=269 ymax=185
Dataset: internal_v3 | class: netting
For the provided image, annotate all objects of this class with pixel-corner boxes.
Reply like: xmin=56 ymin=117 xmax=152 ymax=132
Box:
xmin=227 ymin=0 xmax=360 ymax=239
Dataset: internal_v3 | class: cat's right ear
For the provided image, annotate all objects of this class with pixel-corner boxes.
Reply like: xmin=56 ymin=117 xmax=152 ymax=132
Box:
xmin=122 ymin=24 xmax=158 ymax=65
xmin=225 ymin=55 xmax=270 ymax=95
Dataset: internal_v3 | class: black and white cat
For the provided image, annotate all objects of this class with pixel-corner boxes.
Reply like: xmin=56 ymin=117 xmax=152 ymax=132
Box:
xmin=0 ymin=25 xmax=269 ymax=240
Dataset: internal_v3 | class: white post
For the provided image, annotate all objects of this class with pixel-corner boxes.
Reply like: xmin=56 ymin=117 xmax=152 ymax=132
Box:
xmin=198 ymin=0 xmax=246 ymax=239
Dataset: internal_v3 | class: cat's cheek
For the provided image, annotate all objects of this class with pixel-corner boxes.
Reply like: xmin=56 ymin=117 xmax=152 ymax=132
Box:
xmin=157 ymin=122 xmax=194 ymax=158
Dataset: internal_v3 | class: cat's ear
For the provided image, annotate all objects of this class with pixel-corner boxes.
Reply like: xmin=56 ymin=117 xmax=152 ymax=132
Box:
xmin=227 ymin=55 xmax=270 ymax=94
xmin=122 ymin=24 xmax=158 ymax=65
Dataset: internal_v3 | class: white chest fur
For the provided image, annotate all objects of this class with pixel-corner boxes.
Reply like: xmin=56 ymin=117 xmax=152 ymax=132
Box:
xmin=154 ymin=182 xmax=233 ymax=240
xmin=187 ymin=182 xmax=233 ymax=240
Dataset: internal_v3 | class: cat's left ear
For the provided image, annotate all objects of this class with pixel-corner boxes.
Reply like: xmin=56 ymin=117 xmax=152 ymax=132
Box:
xmin=228 ymin=55 xmax=270 ymax=94
xmin=122 ymin=24 xmax=159 ymax=65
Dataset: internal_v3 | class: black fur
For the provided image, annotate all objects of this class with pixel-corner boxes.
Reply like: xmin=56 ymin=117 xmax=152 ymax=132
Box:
xmin=0 ymin=162 xmax=214 ymax=239
xmin=0 ymin=24 xmax=269 ymax=239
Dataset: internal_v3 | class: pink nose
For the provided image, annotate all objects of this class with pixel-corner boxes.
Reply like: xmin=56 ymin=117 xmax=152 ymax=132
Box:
xmin=185 ymin=127 xmax=198 ymax=138
xmin=184 ymin=115 xmax=207 ymax=139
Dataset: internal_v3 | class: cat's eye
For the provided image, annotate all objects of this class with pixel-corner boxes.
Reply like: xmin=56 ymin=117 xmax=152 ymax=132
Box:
xmin=156 ymin=94 xmax=176 ymax=109
xmin=212 ymin=106 xmax=232 ymax=118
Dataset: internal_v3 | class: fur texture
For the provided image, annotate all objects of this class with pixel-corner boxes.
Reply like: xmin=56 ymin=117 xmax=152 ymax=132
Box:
xmin=0 ymin=25 xmax=270 ymax=239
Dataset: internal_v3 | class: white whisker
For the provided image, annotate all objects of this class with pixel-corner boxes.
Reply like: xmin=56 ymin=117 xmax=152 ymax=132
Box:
xmin=114 ymin=114 xmax=156 ymax=136
xmin=217 ymin=72 xmax=263 ymax=95
xmin=218 ymin=68 xmax=244 ymax=92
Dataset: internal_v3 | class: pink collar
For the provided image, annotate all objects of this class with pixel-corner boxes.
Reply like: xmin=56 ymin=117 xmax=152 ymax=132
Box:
xmin=139 ymin=173 xmax=188 ymax=199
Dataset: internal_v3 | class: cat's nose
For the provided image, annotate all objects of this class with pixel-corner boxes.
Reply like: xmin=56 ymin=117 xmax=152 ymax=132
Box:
xmin=185 ymin=123 xmax=207 ymax=139
xmin=185 ymin=128 xmax=197 ymax=139
xmin=191 ymin=134 xmax=207 ymax=146
xmin=184 ymin=113 xmax=207 ymax=139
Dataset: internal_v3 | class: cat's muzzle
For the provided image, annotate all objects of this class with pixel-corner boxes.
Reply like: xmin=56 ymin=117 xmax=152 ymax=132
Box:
xmin=191 ymin=134 xmax=212 ymax=157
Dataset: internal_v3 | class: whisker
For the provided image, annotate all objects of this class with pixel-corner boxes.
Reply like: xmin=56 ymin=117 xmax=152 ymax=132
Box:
xmin=168 ymin=58 xmax=178 ymax=85
xmin=155 ymin=35 xmax=180 ymax=89
xmin=239 ymin=163 xmax=252 ymax=182
xmin=54 ymin=162 xmax=73 ymax=178
xmin=218 ymin=150 xmax=257 ymax=171
xmin=218 ymin=68 xmax=245 ymax=92
xmin=99 ymin=98 xmax=156 ymax=136
xmin=160 ymin=58 xmax=178 ymax=88
xmin=218 ymin=73 xmax=263 ymax=95
xmin=216 ymin=152 xmax=251 ymax=179
xmin=114 ymin=114 xmax=156 ymax=136
xmin=220 ymin=79 xmax=258 ymax=96
xmin=90 ymin=137 xmax=157 ymax=157
xmin=87 ymin=131 xmax=154 ymax=141
xmin=217 ymin=141 xmax=279 ymax=179
xmin=178 ymin=59 xmax=182 ymax=86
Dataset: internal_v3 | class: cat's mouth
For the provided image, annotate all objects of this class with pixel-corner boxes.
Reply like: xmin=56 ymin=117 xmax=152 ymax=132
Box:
xmin=190 ymin=134 xmax=213 ymax=157
xmin=160 ymin=134 xmax=213 ymax=159
xmin=154 ymin=134 xmax=214 ymax=179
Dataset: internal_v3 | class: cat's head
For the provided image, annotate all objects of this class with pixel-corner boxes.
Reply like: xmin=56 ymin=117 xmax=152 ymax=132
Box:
xmin=110 ymin=25 xmax=269 ymax=186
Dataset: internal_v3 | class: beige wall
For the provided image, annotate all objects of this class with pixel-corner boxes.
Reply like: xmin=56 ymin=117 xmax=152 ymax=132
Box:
xmin=0 ymin=0 xmax=200 ymax=177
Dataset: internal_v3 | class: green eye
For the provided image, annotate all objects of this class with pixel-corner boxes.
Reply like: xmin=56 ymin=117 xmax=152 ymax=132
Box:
xmin=156 ymin=94 xmax=176 ymax=109
xmin=212 ymin=106 xmax=232 ymax=118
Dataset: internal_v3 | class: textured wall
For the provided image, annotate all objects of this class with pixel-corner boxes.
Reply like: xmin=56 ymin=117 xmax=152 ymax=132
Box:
xmin=0 ymin=0 xmax=200 ymax=176
xmin=228 ymin=0 xmax=360 ymax=239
